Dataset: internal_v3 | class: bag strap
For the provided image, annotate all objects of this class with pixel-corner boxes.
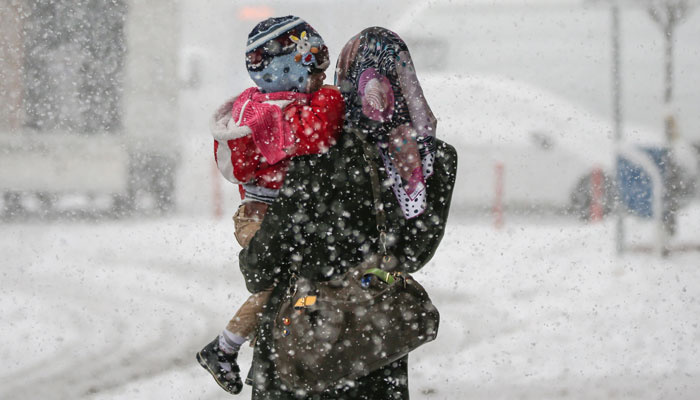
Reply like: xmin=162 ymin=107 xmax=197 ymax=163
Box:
xmin=355 ymin=133 xmax=388 ymax=256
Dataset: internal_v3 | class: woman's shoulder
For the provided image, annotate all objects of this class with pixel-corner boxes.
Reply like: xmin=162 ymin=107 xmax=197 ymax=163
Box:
xmin=434 ymin=138 xmax=457 ymax=157
xmin=433 ymin=138 xmax=458 ymax=176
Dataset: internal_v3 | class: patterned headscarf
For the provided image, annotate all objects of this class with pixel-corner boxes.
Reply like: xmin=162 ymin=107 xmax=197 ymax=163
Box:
xmin=335 ymin=27 xmax=437 ymax=219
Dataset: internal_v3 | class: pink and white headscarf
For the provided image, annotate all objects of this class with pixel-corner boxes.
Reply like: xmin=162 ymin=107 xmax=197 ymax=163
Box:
xmin=335 ymin=27 xmax=437 ymax=219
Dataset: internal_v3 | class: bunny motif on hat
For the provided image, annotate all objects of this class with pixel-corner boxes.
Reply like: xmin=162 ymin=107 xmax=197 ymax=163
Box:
xmin=245 ymin=16 xmax=330 ymax=93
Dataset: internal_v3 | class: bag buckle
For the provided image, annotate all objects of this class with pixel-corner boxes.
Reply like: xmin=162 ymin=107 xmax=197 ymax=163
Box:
xmin=293 ymin=295 xmax=317 ymax=309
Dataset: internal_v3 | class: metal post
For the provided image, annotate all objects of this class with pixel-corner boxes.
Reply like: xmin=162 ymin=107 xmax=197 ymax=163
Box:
xmin=661 ymin=20 xmax=676 ymax=256
xmin=211 ymin=162 xmax=223 ymax=219
xmin=612 ymin=5 xmax=625 ymax=254
xmin=590 ymin=167 xmax=605 ymax=222
xmin=493 ymin=162 xmax=504 ymax=230
xmin=664 ymin=27 xmax=674 ymax=109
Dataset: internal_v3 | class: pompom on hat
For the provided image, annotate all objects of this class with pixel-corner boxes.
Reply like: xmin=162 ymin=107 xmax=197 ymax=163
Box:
xmin=246 ymin=16 xmax=330 ymax=93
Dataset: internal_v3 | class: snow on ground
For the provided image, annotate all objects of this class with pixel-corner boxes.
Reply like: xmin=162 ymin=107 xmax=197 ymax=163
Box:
xmin=1 ymin=203 xmax=699 ymax=399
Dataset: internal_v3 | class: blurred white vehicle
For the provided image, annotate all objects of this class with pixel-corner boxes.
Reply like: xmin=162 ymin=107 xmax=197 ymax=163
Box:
xmin=421 ymin=73 xmax=696 ymax=217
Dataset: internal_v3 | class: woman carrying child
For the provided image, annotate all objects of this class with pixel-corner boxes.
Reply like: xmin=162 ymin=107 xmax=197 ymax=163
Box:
xmin=238 ymin=27 xmax=457 ymax=399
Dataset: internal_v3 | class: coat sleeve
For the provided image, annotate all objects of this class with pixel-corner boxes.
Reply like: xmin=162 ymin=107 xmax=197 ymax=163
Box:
xmin=284 ymin=87 xmax=344 ymax=157
xmin=226 ymin=136 xmax=262 ymax=184
xmin=386 ymin=141 xmax=458 ymax=273
xmin=238 ymin=159 xmax=313 ymax=293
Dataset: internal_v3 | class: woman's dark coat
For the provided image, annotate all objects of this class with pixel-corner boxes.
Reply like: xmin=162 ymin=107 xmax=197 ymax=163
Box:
xmin=239 ymin=130 xmax=457 ymax=399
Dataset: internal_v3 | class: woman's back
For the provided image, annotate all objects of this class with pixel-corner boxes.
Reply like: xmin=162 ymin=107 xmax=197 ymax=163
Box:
xmin=239 ymin=131 xmax=457 ymax=292
xmin=239 ymin=129 xmax=456 ymax=399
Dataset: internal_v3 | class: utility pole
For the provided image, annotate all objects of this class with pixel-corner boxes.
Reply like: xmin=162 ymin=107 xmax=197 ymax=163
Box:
xmin=647 ymin=0 xmax=691 ymax=144
xmin=646 ymin=0 xmax=694 ymax=255
xmin=612 ymin=4 xmax=624 ymax=254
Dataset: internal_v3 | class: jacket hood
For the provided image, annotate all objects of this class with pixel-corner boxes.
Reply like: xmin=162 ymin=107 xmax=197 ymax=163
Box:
xmin=210 ymin=96 xmax=252 ymax=141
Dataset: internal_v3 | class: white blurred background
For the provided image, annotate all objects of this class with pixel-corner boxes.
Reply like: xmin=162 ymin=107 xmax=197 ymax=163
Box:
xmin=1 ymin=1 xmax=700 ymax=399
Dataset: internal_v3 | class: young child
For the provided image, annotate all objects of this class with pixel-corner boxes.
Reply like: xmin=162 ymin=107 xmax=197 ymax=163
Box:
xmin=197 ymin=16 xmax=344 ymax=395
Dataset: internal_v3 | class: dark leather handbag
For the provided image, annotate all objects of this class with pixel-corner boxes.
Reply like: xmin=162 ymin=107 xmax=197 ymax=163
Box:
xmin=271 ymin=137 xmax=440 ymax=394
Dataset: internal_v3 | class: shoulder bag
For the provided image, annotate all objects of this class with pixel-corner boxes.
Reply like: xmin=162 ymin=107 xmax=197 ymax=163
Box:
xmin=270 ymin=135 xmax=440 ymax=394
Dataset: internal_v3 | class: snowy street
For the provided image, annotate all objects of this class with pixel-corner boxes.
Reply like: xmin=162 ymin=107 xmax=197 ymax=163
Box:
xmin=4 ymin=0 xmax=700 ymax=399
xmin=2 ymin=205 xmax=699 ymax=400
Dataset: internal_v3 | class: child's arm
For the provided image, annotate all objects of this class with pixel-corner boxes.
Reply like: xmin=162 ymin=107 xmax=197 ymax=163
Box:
xmin=283 ymin=87 xmax=345 ymax=157
xmin=211 ymin=94 xmax=262 ymax=185
xmin=215 ymin=136 xmax=262 ymax=184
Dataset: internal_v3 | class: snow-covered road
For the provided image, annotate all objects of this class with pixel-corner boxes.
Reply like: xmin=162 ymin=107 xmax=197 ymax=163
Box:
xmin=2 ymin=205 xmax=699 ymax=399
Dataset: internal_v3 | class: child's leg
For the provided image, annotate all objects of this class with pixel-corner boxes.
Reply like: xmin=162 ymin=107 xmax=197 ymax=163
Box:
xmin=232 ymin=201 xmax=268 ymax=247
xmin=218 ymin=288 xmax=273 ymax=354
xmin=197 ymin=289 xmax=273 ymax=396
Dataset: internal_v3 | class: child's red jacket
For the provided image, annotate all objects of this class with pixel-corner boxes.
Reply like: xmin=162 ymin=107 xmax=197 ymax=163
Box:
xmin=211 ymin=87 xmax=344 ymax=197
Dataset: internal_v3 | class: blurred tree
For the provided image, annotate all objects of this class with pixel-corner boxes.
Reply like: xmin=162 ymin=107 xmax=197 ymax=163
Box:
xmin=22 ymin=0 xmax=126 ymax=134
xmin=0 ymin=1 xmax=24 ymax=132
xmin=645 ymin=0 xmax=694 ymax=143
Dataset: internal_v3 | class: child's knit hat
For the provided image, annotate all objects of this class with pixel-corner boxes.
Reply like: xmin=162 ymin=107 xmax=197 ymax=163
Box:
xmin=246 ymin=16 xmax=330 ymax=93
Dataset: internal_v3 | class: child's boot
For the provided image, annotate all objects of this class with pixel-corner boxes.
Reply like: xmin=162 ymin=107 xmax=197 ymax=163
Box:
xmin=196 ymin=337 xmax=243 ymax=395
